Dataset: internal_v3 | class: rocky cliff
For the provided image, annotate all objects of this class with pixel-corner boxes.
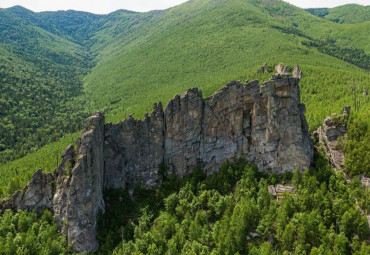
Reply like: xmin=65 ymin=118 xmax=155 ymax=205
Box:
xmin=315 ymin=106 xmax=350 ymax=170
xmin=2 ymin=73 xmax=313 ymax=253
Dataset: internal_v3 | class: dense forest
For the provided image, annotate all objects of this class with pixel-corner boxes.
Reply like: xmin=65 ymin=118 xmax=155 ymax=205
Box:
xmin=0 ymin=47 xmax=89 ymax=163
xmin=102 ymin=152 xmax=369 ymax=254
xmin=344 ymin=115 xmax=370 ymax=177
xmin=1 ymin=152 xmax=368 ymax=254
xmin=0 ymin=8 xmax=93 ymax=163
xmin=0 ymin=210 xmax=69 ymax=254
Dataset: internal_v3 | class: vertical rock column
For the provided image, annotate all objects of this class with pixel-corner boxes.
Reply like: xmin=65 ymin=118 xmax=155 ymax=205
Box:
xmin=316 ymin=107 xmax=350 ymax=170
xmin=66 ymin=112 xmax=105 ymax=253
xmin=103 ymin=103 xmax=165 ymax=190
xmin=251 ymin=77 xmax=313 ymax=173
xmin=201 ymin=81 xmax=257 ymax=174
xmin=164 ymin=88 xmax=204 ymax=177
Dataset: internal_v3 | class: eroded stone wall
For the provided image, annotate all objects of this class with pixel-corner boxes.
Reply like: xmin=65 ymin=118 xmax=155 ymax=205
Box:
xmin=2 ymin=75 xmax=314 ymax=253
xmin=104 ymin=77 xmax=313 ymax=191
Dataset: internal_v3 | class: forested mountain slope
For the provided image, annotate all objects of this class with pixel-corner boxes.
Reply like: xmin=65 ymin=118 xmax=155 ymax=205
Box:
xmin=0 ymin=0 xmax=369 ymax=198
xmin=7 ymin=5 xmax=104 ymax=44
xmin=0 ymin=6 xmax=149 ymax=164
xmin=83 ymin=0 xmax=370 ymax=126
xmin=0 ymin=8 xmax=92 ymax=163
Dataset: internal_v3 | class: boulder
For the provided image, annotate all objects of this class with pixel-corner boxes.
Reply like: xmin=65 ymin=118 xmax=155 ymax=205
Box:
xmin=274 ymin=63 xmax=290 ymax=77
xmin=282 ymin=65 xmax=290 ymax=73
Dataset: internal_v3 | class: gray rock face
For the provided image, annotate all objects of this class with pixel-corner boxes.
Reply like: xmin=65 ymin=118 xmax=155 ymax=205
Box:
xmin=10 ymin=168 xmax=54 ymax=212
xmin=66 ymin=112 xmax=105 ymax=253
xmin=164 ymin=88 xmax=204 ymax=177
xmin=250 ymin=78 xmax=313 ymax=172
xmin=3 ymin=112 xmax=105 ymax=253
xmin=3 ymin=77 xmax=313 ymax=253
xmin=201 ymin=81 xmax=256 ymax=174
xmin=104 ymin=103 xmax=165 ymax=189
xmin=317 ymin=107 xmax=350 ymax=170
xmin=53 ymin=145 xmax=75 ymax=233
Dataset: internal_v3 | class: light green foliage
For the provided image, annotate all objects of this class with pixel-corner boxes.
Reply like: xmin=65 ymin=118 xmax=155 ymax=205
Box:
xmin=344 ymin=113 xmax=370 ymax=177
xmin=0 ymin=210 xmax=70 ymax=254
xmin=0 ymin=6 xmax=369 ymax=255
xmin=85 ymin=0 xmax=370 ymax=128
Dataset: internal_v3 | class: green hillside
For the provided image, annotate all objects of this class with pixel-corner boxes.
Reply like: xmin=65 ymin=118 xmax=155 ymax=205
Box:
xmin=306 ymin=4 xmax=370 ymax=24
xmin=0 ymin=8 xmax=92 ymax=163
xmin=0 ymin=0 xmax=370 ymax=198
xmin=84 ymin=0 xmax=370 ymax=126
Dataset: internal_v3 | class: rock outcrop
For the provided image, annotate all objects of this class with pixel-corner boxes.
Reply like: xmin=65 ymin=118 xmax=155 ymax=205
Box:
xmin=275 ymin=63 xmax=290 ymax=75
xmin=257 ymin=62 xmax=269 ymax=73
xmin=3 ymin=74 xmax=313 ymax=253
xmin=275 ymin=63 xmax=284 ymax=74
xmin=316 ymin=106 xmax=350 ymax=170
xmin=6 ymin=169 xmax=54 ymax=212
xmin=3 ymin=113 xmax=106 ymax=253
xmin=65 ymin=112 xmax=105 ymax=252
xmin=293 ymin=64 xmax=303 ymax=79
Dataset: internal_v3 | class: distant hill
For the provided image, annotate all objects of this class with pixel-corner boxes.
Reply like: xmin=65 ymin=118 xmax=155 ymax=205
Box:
xmin=306 ymin=4 xmax=370 ymax=24
xmin=6 ymin=5 xmax=103 ymax=44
